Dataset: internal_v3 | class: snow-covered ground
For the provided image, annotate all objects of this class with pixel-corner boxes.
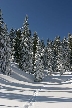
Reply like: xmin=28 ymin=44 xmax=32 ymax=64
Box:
xmin=0 ymin=63 xmax=72 ymax=108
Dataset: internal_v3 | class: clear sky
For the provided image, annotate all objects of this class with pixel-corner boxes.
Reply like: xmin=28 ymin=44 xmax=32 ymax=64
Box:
xmin=0 ymin=0 xmax=72 ymax=43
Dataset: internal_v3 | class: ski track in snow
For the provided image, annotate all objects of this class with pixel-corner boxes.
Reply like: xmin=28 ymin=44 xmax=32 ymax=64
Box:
xmin=23 ymin=88 xmax=41 ymax=108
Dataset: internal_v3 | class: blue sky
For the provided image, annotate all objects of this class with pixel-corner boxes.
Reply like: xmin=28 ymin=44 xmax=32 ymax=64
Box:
xmin=0 ymin=0 xmax=72 ymax=43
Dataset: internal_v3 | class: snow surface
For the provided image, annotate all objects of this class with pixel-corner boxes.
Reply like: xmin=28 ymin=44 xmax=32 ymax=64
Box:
xmin=0 ymin=63 xmax=72 ymax=108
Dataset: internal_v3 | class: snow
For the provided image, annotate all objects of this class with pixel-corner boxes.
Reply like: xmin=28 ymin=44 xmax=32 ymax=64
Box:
xmin=0 ymin=62 xmax=72 ymax=108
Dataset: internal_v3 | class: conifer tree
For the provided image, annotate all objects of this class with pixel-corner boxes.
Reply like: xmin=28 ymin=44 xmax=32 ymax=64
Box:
xmin=43 ymin=39 xmax=50 ymax=69
xmin=19 ymin=15 xmax=33 ymax=73
xmin=56 ymin=43 xmax=64 ymax=75
xmin=33 ymin=32 xmax=44 ymax=82
xmin=43 ymin=46 xmax=48 ymax=69
xmin=62 ymin=37 xmax=70 ymax=71
xmin=0 ymin=9 xmax=4 ymax=70
xmin=9 ymin=28 xmax=16 ymax=59
xmin=53 ymin=36 xmax=61 ymax=72
xmin=40 ymin=39 xmax=45 ymax=68
xmin=32 ymin=31 xmax=39 ymax=73
xmin=47 ymin=40 xmax=54 ymax=75
xmin=14 ymin=29 xmax=22 ymax=63
xmin=68 ymin=33 xmax=72 ymax=71
xmin=0 ymin=9 xmax=11 ymax=75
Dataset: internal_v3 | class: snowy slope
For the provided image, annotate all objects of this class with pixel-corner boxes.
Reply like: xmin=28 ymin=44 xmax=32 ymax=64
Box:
xmin=11 ymin=62 xmax=34 ymax=83
xmin=0 ymin=62 xmax=72 ymax=108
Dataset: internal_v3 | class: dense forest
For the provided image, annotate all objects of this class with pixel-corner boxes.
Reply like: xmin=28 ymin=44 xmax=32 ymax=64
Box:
xmin=0 ymin=9 xmax=72 ymax=82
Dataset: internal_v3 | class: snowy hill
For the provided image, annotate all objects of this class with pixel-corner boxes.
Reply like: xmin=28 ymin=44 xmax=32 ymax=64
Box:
xmin=0 ymin=62 xmax=72 ymax=108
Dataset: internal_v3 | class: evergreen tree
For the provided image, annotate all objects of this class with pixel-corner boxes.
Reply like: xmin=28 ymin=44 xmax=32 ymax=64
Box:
xmin=53 ymin=36 xmax=61 ymax=72
xmin=14 ymin=29 xmax=22 ymax=63
xmin=47 ymin=40 xmax=54 ymax=75
xmin=33 ymin=32 xmax=44 ymax=82
xmin=43 ymin=39 xmax=50 ymax=69
xmin=0 ymin=9 xmax=11 ymax=75
xmin=68 ymin=33 xmax=72 ymax=71
xmin=62 ymin=37 xmax=68 ymax=71
xmin=19 ymin=15 xmax=33 ymax=73
xmin=56 ymin=42 xmax=64 ymax=75
xmin=40 ymin=39 xmax=45 ymax=68
xmin=43 ymin=47 xmax=48 ymax=69
xmin=32 ymin=31 xmax=39 ymax=73
xmin=9 ymin=28 xmax=16 ymax=59
xmin=0 ymin=9 xmax=4 ymax=70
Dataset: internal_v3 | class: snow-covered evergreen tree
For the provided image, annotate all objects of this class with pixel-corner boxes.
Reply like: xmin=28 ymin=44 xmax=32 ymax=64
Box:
xmin=68 ymin=33 xmax=72 ymax=71
xmin=9 ymin=28 xmax=16 ymax=59
xmin=13 ymin=29 xmax=22 ymax=63
xmin=19 ymin=15 xmax=33 ymax=73
xmin=43 ymin=46 xmax=48 ymax=69
xmin=0 ymin=9 xmax=4 ymax=70
xmin=32 ymin=32 xmax=39 ymax=73
xmin=56 ymin=43 xmax=65 ymax=75
xmin=62 ymin=37 xmax=69 ymax=72
xmin=33 ymin=32 xmax=44 ymax=82
xmin=0 ymin=9 xmax=11 ymax=75
xmin=47 ymin=40 xmax=54 ymax=75
xmin=40 ymin=39 xmax=45 ymax=68
xmin=53 ymin=36 xmax=61 ymax=72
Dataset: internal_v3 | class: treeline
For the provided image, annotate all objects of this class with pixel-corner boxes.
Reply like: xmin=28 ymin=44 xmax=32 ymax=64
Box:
xmin=0 ymin=9 xmax=72 ymax=82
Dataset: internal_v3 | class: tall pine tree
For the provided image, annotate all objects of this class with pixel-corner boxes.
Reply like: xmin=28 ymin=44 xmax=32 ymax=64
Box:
xmin=9 ymin=28 xmax=16 ymax=59
xmin=14 ymin=29 xmax=22 ymax=63
xmin=47 ymin=40 xmax=54 ymax=75
xmin=0 ymin=9 xmax=11 ymax=75
xmin=68 ymin=33 xmax=72 ymax=71
xmin=33 ymin=32 xmax=44 ymax=82
xmin=32 ymin=31 xmax=39 ymax=73
xmin=19 ymin=15 xmax=33 ymax=73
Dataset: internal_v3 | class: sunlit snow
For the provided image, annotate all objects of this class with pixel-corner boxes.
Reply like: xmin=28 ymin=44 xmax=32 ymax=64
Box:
xmin=0 ymin=62 xmax=72 ymax=108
